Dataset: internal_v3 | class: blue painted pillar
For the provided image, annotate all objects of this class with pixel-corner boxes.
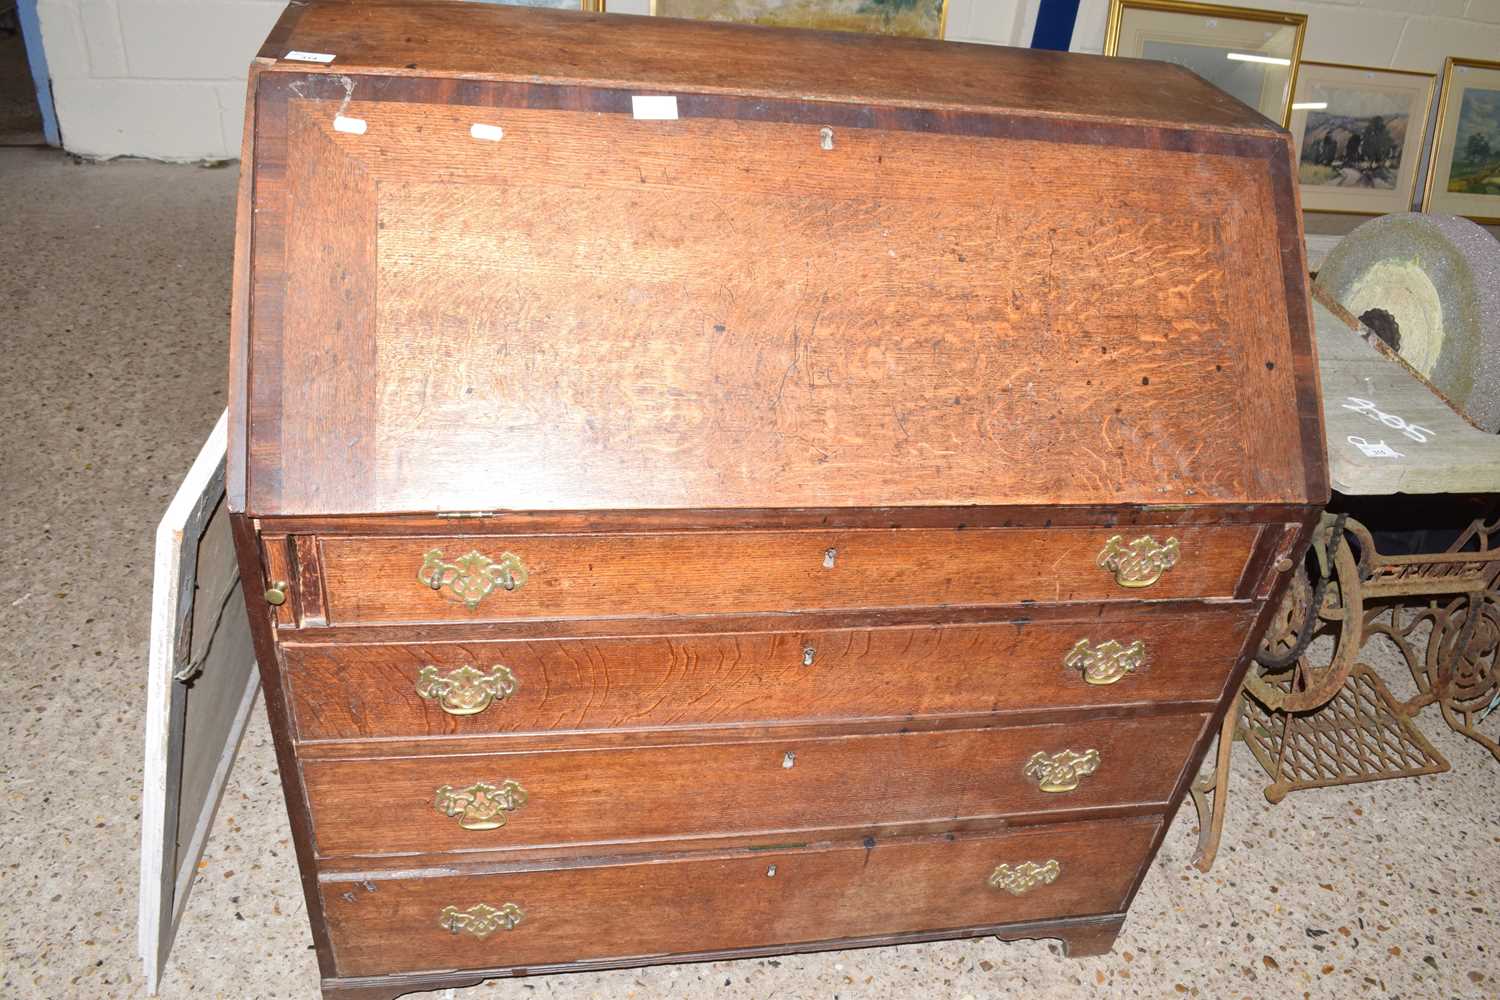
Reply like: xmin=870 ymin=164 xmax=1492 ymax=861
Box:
xmin=15 ymin=0 xmax=61 ymax=146
xmin=1031 ymin=0 xmax=1081 ymax=51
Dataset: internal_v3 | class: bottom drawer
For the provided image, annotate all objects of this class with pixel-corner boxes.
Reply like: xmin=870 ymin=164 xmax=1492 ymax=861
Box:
xmin=323 ymin=816 xmax=1160 ymax=977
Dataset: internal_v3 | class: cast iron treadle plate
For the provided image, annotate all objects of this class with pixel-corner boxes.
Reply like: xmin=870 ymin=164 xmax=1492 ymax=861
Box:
xmin=1240 ymin=663 xmax=1449 ymax=803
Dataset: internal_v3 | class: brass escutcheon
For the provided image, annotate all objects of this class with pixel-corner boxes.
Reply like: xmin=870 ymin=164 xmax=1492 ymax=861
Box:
xmin=1023 ymin=748 xmax=1101 ymax=793
xmin=418 ymin=548 xmax=528 ymax=609
xmin=438 ymin=902 xmax=524 ymax=939
xmin=988 ymin=859 xmax=1061 ymax=896
xmin=1097 ymin=534 xmax=1180 ymax=588
xmin=434 ymin=779 xmax=528 ymax=831
xmin=1064 ymin=638 xmax=1146 ymax=686
xmin=415 ymin=664 xmax=519 ymax=716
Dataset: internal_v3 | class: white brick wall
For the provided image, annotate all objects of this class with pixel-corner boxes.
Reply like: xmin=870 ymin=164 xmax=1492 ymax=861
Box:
xmin=36 ymin=0 xmax=283 ymax=160
xmin=36 ymin=0 xmax=1496 ymax=160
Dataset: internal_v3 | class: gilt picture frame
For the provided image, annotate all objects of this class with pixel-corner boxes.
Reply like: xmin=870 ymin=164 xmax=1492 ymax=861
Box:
xmin=1104 ymin=0 xmax=1306 ymax=127
xmin=650 ymin=0 xmax=949 ymax=40
xmin=1423 ymin=57 xmax=1500 ymax=225
xmin=1291 ymin=62 xmax=1436 ymax=217
xmin=471 ymin=0 xmax=604 ymax=8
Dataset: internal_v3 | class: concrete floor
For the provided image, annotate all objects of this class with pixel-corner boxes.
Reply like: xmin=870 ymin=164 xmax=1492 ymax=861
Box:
xmin=1 ymin=144 xmax=1498 ymax=1000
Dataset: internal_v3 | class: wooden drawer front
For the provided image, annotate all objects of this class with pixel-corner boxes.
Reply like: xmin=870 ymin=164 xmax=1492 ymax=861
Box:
xmin=323 ymin=816 xmax=1160 ymax=977
xmin=316 ymin=525 xmax=1259 ymax=625
xmin=303 ymin=714 xmax=1203 ymax=857
xmin=285 ymin=611 xmax=1252 ymax=741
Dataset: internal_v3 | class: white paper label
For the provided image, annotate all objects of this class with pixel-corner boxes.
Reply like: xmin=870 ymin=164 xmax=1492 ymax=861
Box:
xmin=469 ymin=123 xmax=504 ymax=141
xmin=284 ymin=50 xmax=336 ymax=63
xmin=1347 ymin=436 xmax=1404 ymax=460
xmin=332 ymin=115 xmax=367 ymax=135
xmin=632 ymin=95 xmax=679 ymax=121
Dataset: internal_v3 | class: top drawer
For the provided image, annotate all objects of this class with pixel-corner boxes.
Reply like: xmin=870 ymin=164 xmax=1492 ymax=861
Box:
xmin=305 ymin=525 xmax=1260 ymax=626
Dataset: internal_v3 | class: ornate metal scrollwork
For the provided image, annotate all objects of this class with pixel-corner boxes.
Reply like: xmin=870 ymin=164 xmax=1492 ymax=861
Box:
xmin=987 ymin=859 xmax=1061 ymax=896
xmin=1064 ymin=638 xmax=1145 ymax=686
xmin=1022 ymin=748 xmax=1101 ymax=792
xmin=418 ymin=548 xmax=528 ymax=609
xmin=1097 ymin=534 xmax=1180 ymax=588
xmin=438 ymin=902 xmax=525 ymax=939
xmin=415 ymin=664 xmax=519 ymax=717
xmin=434 ymin=779 xmax=529 ymax=831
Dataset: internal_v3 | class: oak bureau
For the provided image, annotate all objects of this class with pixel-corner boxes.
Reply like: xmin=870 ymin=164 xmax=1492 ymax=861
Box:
xmin=227 ymin=2 xmax=1328 ymax=997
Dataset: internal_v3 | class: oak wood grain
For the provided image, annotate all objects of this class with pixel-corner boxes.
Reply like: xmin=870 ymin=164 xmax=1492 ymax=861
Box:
xmin=223 ymin=4 xmax=1328 ymax=987
xmin=314 ymin=525 xmax=1257 ymax=625
xmin=239 ymin=73 xmax=1320 ymax=515
xmin=320 ymin=817 xmax=1158 ymax=977
xmin=283 ymin=609 xmax=1251 ymax=741
xmin=300 ymin=714 xmax=1203 ymax=857
xmin=290 ymin=706 xmax=1212 ymax=765
xmin=255 ymin=501 xmax=1313 ymax=536
xmin=257 ymin=1 xmax=1275 ymax=134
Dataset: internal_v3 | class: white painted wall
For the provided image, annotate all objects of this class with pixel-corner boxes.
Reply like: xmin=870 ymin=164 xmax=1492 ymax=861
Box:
xmin=32 ymin=0 xmax=1034 ymax=160
xmin=1071 ymin=0 xmax=1500 ymax=70
xmin=36 ymin=0 xmax=286 ymax=160
xmin=35 ymin=0 xmax=1498 ymax=160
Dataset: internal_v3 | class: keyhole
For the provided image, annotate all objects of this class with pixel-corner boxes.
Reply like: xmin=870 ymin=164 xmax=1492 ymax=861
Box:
xmin=802 ymin=646 xmax=816 ymax=666
xmin=767 ymin=864 xmax=778 ymax=877
xmin=782 ymin=751 xmax=796 ymax=769
xmin=819 ymin=126 xmax=834 ymax=150
xmin=823 ymin=548 xmax=837 ymax=569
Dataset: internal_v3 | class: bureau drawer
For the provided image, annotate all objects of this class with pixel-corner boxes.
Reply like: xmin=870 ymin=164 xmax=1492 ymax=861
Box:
xmin=285 ymin=609 xmax=1252 ymax=740
xmin=302 ymin=713 xmax=1204 ymax=857
xmin=313 ymin=525 xmax=1260 ymax=625
xmin=322 ymin=816 xmax=1160 ymax=977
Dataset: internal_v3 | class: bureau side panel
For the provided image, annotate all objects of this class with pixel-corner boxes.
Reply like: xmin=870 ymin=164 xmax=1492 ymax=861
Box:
xmin=228 ymin=514 xmax=336 ymax=975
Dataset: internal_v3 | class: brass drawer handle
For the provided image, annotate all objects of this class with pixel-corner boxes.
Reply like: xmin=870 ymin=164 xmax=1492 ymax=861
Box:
xmin=418 ymin=548 xmax=528 ymax=609
xmin=416 ymin=664 xmax=519 ymax=716
xmin=1097 ymin=534 xmax=1179 ymax=588
xmin=988 ymin=859 xmax=1060 ymax=896
xmin=1064 ymin=638 xmax=1145 ymax=686
xmin=1023 ymin=748 xmax=1100 ymax=792
xmin=434 ymin=779 xmax=528 ymax=830
xmin=439 ymin=902 xmax=524 ymax=938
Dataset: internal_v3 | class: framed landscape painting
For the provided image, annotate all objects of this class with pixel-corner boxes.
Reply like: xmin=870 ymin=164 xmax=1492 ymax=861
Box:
xmin=1104 ymin=1 xmax=1306 ymax=127
xmin=1291 ymin=62 xmax=1435 ymax=216
xmin=1424 ymin=58 xmax=1500 ymax=224
xmin=651 ymin=0 xmax=948 ymax=39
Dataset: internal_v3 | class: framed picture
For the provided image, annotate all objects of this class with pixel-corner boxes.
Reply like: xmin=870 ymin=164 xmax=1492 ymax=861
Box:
xmin=650 ymin=0 xmax=948 ymax=40
xmin=1291 ymin=62 xmax=1435 ymax=217
xmin=467 ymin=1 xmax=604 ymax=8
xmin=1104 ymin=1 xmax=1306 ymax=127
xmin=1423 ymin=57 xmax=1500 ymax=224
